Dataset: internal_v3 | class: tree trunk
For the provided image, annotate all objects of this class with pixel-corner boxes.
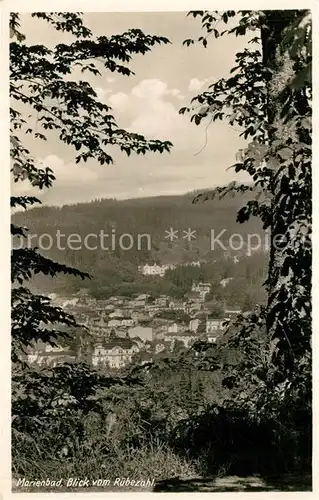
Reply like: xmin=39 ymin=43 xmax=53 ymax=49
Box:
xmin=261 ymin=11 xmax=312 ymax=372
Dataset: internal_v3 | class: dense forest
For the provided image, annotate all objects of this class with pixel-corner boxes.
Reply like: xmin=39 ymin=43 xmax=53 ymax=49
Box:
xmin=12 ymin=189 xmax=267 ymax=304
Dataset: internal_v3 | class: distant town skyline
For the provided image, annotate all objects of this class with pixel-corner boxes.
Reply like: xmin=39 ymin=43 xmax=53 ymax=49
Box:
xmin=11 ymin=11 xmax=252 ymax=206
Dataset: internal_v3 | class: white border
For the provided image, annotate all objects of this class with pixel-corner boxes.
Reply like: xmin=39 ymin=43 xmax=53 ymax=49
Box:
xmin=1 ymin=1 xmax=318 ymax=499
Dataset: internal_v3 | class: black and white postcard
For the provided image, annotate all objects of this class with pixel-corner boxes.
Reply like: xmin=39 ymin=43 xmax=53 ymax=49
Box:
xmin=3 ymin=0 xmax=316 ymax=496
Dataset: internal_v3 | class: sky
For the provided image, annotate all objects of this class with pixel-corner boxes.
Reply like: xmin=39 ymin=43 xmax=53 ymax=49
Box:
xmin=12 ymin=12 xmax=252 ymax=206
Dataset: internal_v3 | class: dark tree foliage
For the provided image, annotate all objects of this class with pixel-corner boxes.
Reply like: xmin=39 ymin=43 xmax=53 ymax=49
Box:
xmin=181 ymin=10 xmax=312 ymax=376
xmin=10 ymin=12 xmax=172 ymax=460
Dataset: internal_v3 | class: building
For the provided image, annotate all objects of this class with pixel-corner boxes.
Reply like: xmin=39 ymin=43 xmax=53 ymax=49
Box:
xmin=154 ymin=296 xmax=169 ymax=308
xmin=154 ymin=342 xmax=166 ymax=354
xmin=191 ymin=282 xmax=211 ymax=300
xmin=167 ymin=322 xmax=183 ymax=334
xmin=189 ymin=318 xmax=200 ymax=332
xmin=166 ymin=331 xmax=197 ymax=349
xmin=92 ymin=337 xmax=140 ymax=369
xmin=168 ymin=300 xmax=186 ymax=311
xmin=120 ymin=318 xmax=135 ymax=327
xmin=109 ymin=309 xmax=124 ymax=319
xmin=138 ymin=262 xmax=202 ymax=276
xmin=138 ymin=263 xmax=175 ymax=276
xmin=108 ymin=319 xmax=122 ymax=328
xmin=26 ymin=343 xmax=78 ymax=367
xmin=206 ymin=318 xmax=226 ymax=333
xmin=144 ymin=304 xmax=160 ymax=316
xmin=128 ymin=326 xmax=153 ymax=342
xmin=130 ymin=299 xmax=146 ymax=308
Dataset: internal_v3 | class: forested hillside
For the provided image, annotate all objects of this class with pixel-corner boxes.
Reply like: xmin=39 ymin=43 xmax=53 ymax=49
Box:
xmin=12 ymin=189 xmax=267 ymax=298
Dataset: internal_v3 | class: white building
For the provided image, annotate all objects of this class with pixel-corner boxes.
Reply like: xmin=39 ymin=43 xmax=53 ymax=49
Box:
xmin=92 ymin=338 xmax=139 ymax=369
xmin=128 ymin=326 xmax=153 ymax=342
xmin=189 ymin=318 xmax=200 ymax=332
xmin=167 ymin=322 xmax=181 ymax=334
xmin=121 ymin=318 xmax=135 ymax=327
xmin=168 ymin=300 xmax=186 ymax=311
xmin=26 ymin=343 xmax=77 ymax=367
xmin=154 ymin=343 xmax=166 ymax=354
xmin=206 ymin=318 xmax=225 ymax=333
xmin=138 ymin=264 xmax=171 ymax=276
xmin=108 ymin=319 xmax=122 ymax=328
xmin=191 ymin=282 xmax=211 ymax=300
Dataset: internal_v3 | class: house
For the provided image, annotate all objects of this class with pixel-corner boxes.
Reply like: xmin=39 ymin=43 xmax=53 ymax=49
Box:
xmin=128 ymin=326 xmax=153 ymax=342
xmin=26 ymin=343 xmax=78 ymax=367
xmin=191 ymin=282 xmax=211 ymax=300
xmin=115 ymin=329 xmax=129 ymax=338
xmin=109 ymin=309 xmax=124 ymax=319
xmin=138 ymin=264 xmax=175 ymax=277
xmin=92 ymin=337 xmax=140 ymax=369
xmin=153 ymin=325 xmax=167 ymax=340
xmin=206 ymin=318 xmax=226 ymax=333
xmin=167 ymin=322 xmax=183 ymax=334
xmin=145 ymin=304 xmax=160 ymax=316
xmin=130 ymin=298 xmax=146 ymax=308
xmin=187 ymin=260 xmax=201 ymax=267
xmin=189 ymin=318 xmax=200 ymax=332
xmin=121 ymin=318 xmax=135 ymax=327
xmin=166 ymin=331 xmax=197 ymax=349
xmin=154 ymin=342 xmax=166 ymax=354
xmin=191 ymin=282 xmax=211 ymax=293
xmin=108 ymin=319 xmax=122 ymax=328
xmin=169 ymin=300 xmax=186 ymax=311
xmin=154 ymin=296 xmax=169 ymax=308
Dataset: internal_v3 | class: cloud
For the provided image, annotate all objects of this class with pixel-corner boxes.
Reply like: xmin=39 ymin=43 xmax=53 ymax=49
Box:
xmin=167 ymin=88 xmax=184 ymax=100
xmin=188 ymin=77 xmax=209 ymax=92
xmin=109 ymin=92 xmax=129 ymax=112
xmin=131 ymin=80 xmax=182 ymax=100
xmin=11 ymin=84 xmax=249 ymax=207
xmin=45 ymin=155 xmax=98 ymax=185
xmin=108 ymin=80 xmax=184 ymax=117
xmin=107 ymin=79 xmax=190 ymax=143
xmin=131 ymin=79 xmax=168 ymax=99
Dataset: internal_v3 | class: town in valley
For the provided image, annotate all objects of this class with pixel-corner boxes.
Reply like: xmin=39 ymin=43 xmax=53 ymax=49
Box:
xmin=25 ymin=260 xmax=246 ymax=370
